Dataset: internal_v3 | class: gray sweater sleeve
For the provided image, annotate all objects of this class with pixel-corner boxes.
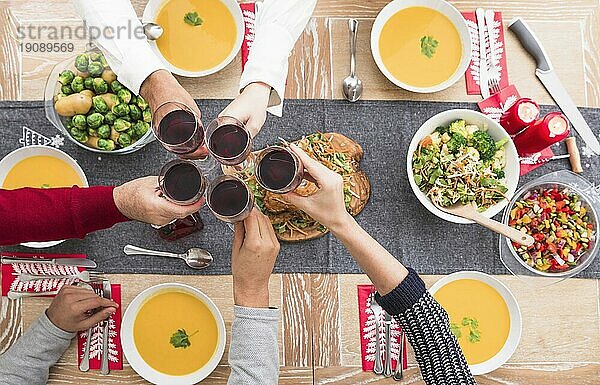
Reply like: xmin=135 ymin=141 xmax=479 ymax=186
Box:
xmin=227 ymin=305 xmax=279 ymax=385
xmin=0 ymin=311 xmax=75 ymax=385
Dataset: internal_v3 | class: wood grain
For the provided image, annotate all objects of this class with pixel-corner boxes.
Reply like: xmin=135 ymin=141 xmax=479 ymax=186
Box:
xmin=315 ymin=363 xmax=600 ymax=384
xmin=281 ymin=273 xmax=313 ymax=367
xmin=0 ymin=7 xmax=21 ymax=100
xmin=310 ymin=274 xmax=341 ymax=367
xmin=47 ymin=363 xmax=313 ymax=384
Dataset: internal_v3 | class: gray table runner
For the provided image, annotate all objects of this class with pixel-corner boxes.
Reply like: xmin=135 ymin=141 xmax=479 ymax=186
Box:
xmin=1 ymin=99 xmax=599 ymax=277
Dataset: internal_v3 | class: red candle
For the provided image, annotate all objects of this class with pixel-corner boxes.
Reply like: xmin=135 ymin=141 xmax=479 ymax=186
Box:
xmin=500 ymin=98 xmax=540 ymax=135
xmin=513 ymin=112 xmax=570 ymax=156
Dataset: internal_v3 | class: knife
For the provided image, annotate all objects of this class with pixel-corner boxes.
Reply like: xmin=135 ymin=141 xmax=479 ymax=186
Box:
xmin=509 ymin=17 xmax=600 ymax=155
xmin=100 ymin=280 xmax=112 ymax=375
xmin=1 ymin=257 xmax=97 ymax=268
xmin=476 ymin=8 xmax=490 ymax=99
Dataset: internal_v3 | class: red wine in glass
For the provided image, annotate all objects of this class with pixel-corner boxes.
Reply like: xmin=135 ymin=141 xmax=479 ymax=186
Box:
xmin=207 ymin=175 xmax=254 ymax=223
xmin=207 ymin=116 xmax=252 ymax=166
xmin=256 ymin=146 xmax=304 ymax=193
xmin=159 ymin=159 xmax=206 ymax=205
xmin=153 ymin=102 xmax=205 ymax=155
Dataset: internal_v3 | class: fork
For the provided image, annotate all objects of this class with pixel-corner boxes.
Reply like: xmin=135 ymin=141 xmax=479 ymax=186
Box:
xmin=488 ymin=72 xmax=501 ymax=95
xmin=79 ymin=283 xmax=103 ymax=372
xmin=15 ymin=271 xmax=104 ymax=283
xmin=369 ymin=291 xmax=384 ymax=375
xmin=392 ymin=331 xmax=405 ymax=381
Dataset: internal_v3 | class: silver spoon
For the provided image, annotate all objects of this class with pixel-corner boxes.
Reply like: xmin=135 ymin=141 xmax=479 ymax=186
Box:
xmin=342 ymin=19 xmax=363 ymax=102
xmin=142 ymin=22 xmax=163 ymax=41
xmin=123 ymin=244 xmax=212 ymax=269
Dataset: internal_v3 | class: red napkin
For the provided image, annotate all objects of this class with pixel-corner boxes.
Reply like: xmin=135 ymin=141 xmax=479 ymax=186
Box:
xmin=1 ymin=252 xmax=86 ymax=296
xmin=478 ymin=84 xmax=521 ymax=122
xmin=77 ymin=284 xmax=123 ymax=371
xmin=357 ymin=284 xmax=407 ymax=372
xmin=240 ymin=3 xmax=256 ymax=72
xmin=463 ymin=11 xmax=509 ymax=95
xmin=519 ymin=146 xmax=555 ymax=175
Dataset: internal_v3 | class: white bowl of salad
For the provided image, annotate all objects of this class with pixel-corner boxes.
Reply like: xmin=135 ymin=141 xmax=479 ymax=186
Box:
xmin=407 ymin=109 xmax=520 ymax=224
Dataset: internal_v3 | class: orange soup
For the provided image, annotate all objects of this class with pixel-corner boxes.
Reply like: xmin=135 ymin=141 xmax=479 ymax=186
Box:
xmin=156 ymin=0 xmax=237 ymax=72
xmin=2 ymin=155 xmax=84 ymax=189
xmin=433 ymin=279 xmax=510 ymax=365
xmin=133 ymin=290 xmax=219 ymax=376
xmin=378 ymin=7 xmax=462 ymax=88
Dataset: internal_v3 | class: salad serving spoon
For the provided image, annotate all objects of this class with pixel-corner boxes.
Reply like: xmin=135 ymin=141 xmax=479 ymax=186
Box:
xmin=439 ymin=202 xmax=535 ymax=247
xmin=123 ymin=245 xmax=213 ymax=269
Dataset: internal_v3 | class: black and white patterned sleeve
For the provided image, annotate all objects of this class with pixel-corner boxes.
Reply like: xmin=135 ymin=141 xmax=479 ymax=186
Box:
xmin=375 ymin=268 xmax=476 ymax=385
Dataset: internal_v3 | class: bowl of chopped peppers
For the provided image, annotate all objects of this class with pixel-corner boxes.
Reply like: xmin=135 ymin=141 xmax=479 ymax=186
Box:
xmin=504 ymin=180 xmax=597 ymax=277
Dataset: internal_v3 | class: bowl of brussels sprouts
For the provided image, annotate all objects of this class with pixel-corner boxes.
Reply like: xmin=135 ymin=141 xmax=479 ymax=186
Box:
xmin=44 ymin=50 xmax=155 ymax=154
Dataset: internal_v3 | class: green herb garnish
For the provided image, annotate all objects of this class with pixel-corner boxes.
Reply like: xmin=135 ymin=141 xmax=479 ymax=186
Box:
xmin=184 ymin=11 xmax=203 ymax=27
xmin=40 ymin=184 xmax=51 ymax=189
xmin=169 ymin=329 xmax=198 ymax=349
xmin=450 ymin=323 xmax=462 ymax=339
xmin=420 ymin=35 xmax=439 ymax=59
xmin=450 ymin=317 xmax=481 ymax=343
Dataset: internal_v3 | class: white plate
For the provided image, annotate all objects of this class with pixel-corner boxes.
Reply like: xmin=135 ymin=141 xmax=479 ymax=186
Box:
xmin=370 ymin=0 xmax=472 ymax=93
xmin=429 ymin=271 xmax=522 ymax=375
xmin=0 ymin=146 xmax=89 ymax=248
xmin=142 ymin=0 xmax=244 ymax=77
xmin=406 ymin=109 xmax=520 ymax=224
xmin=121 ymin=283 xmax=226 ymax=385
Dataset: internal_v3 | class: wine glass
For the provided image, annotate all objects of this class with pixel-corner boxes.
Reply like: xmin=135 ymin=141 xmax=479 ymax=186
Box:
xmin=152 ymin=101 xmax=216 ymax=172
xmin=206 ymin=174 xmax=254 ymax=223
xmin=255 ymin=145 xmax=304 ymax=193
xmin=206 ymin=116 xmax=253 ymax=172
xmin=158 ymin=159 xmax=207 ymax=205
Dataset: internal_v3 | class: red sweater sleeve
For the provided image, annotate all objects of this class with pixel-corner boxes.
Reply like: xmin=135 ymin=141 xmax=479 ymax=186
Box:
xmin=0 ymin=186 xmax=130 ymax=246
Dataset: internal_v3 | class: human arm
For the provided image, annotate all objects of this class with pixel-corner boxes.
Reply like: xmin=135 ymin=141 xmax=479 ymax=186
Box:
xmin=72 ymin=1 xmax=200 ymax=127
xmin=227 ymin=209 xmax=280 ymax=385
xmin=220 ymin=0 xmax=317 ymax=137
xmin=283 ymin=145 xmax=476 ymax=384
xmin=0 ymin=286 xmax=117 ymax=385
xmin=0 ymin=176 xmax=202 ymax=245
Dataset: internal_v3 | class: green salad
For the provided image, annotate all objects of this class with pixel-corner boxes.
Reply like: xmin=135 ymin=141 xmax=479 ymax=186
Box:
xmin=412 ymin=119 xmax=509 ymax=211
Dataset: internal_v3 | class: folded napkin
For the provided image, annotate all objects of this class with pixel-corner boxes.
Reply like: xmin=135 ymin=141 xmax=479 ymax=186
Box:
xmin=77 ymin=284 xmax=123 ymax=371
xmin=1 ymin=252 xmax=86 ymax=296
xmin=478 ymin=84 xmax=520 ymax=122
xmin=357 ymin=284 xmax=407 ymax=372
xmin=519 ymin=146 xmax=555 ymax=175
xmin=463 ymin=11 xmax=509 ymax=95
xmin=240 ymin=3 xmax=257 ymax=72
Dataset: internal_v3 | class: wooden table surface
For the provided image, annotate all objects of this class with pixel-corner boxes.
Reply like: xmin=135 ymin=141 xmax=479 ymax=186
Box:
xmin=1 ymin=0 xmax=600 ymax=384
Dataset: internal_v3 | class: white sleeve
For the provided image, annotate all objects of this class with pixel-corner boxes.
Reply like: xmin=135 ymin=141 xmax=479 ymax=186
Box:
xmin=239 ymin=0 xmax=317 ymax=117
xmin=72 ymin=0 xmax=167 ymax=94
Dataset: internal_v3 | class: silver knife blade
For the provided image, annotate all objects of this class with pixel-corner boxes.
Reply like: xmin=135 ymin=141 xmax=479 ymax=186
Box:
xmin=536 ymin=69 xmax=600 ymax=155
xmin=0 ymin=257 xmax=97 ymax=268
xmin=101 ymin=280 xmax=112 ymax=375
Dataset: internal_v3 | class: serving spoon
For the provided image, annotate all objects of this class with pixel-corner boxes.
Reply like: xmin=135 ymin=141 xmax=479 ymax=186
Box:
xmin=438 ymin=202 xmax=535 ymax=247
xmin=123 ymin=244 xmax=213 ymax=269
xmin=342 ymin=19 xmax=363 ymax=102
xmin=142 ymin=22 xmax=163 ymax=41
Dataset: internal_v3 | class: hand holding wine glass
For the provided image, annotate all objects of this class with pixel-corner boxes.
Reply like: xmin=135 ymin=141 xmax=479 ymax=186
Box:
xmin=113 ymin=176 xmax=204 ymax=226
xmin=219 ymin=82 xmax=272 ymax=138
xmin=231 ymin=208 xmax=280 ymax=308
xmin=282 ymin=144 xmax=350 ymax=231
